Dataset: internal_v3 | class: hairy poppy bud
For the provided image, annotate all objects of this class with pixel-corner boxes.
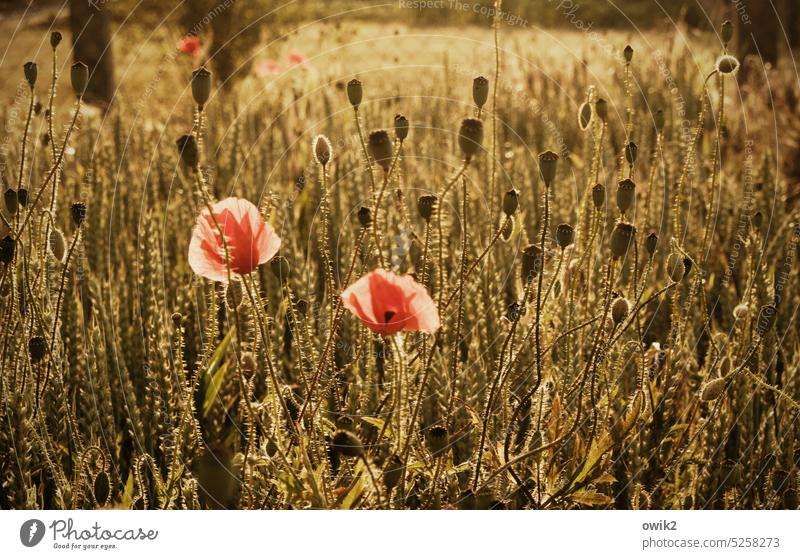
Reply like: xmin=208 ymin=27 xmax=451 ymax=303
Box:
xmin=623 ymin=44 xmax=634 ymax=63
xmin=394 ymin=114 xmax=409 ymax=141
xmin=368 ymin=129 xmax=393 ymax=172
xmin=270 ymin=256 xmax=291 ymax=281
xmin=71 ymin=62 xmax=89 ymax=98
xmin=645 ymin=232 xmax=658 ymax=257
xmin=616 ymin=179 xmax=636 ymax=214
xmin=538 ymin=150 xmax=559 ymax=188
xmin=49 ymin=228 xmax=66 ymax=262
xmin=176 ymin=135 xmax=199 ymax=168
xmin=358 ymin=206 xmax=372 ymax=227
xmin=71 ymin=202 xmax=86 ymax=227
xmin=595 ymin=98 xmax=608 ymax=122
xmin=331 ymin=429 xmax=363 ymax=458
xmin=425 ymin=425 xmax=449 ymax=458
xmin=4 ymin=189 xmax=17 ymax=215
xmin=0 ymin=235 xmax=15 ymax=264
xmin=666 ymin=253 xmax=686 ymax=282
xmin=28 ymin=336 xmax=47 ymax=364
xmin=383 ymin=455 xmax=404 ymax=490
xmin=716 ymin=54 xmax=739 ymax=74
xmin=502 ymin=189 xmax=519 ymax=216
xmin=555 ymin=223 xmax=575 ymax=249
xmin=458 ymin=118 xmax=483 ymax=160
xmin=756 ymin=303 xmax=777 ymax=336
xmin=624 ymin=141 xmax=638 ymax=166
xmin=721 ymin=20 xmax=733 ymax=45
xmin=654 ymin=108 xmax=665 ymax=132
xmin=592 ymin=183 xmax=605 ymax=208
xmin=578 ymin=101 xmax=592 ymax=130
xmin=347 ymin=78 xmax=362 ymax=108
xmin=17 ymin=188 xmax=28 ymax=207
xmin=610 ymin=222 xmax=636 ymax=259
xmin=733 ymin=303 xmax=748 ymax=320
xmin=191 ymin=66 xmax=212 ymax=108
xmin=417 ymin=195 xmax=436 ymax=221
xmin=473 ymin=76 xmax=489 ymax=108
xmin=23 ymin=62 xmax=37 ymax=88
xmin=521 ymin=244 xmax=543 ymax=282
xmin=611 ymin=297 xmax=630 ymax=325
xmin=700 ymin=377 xmax=727 ymax=401
xmin=50 ymin=31 xmax=62 ymax=48
xmin=312 ymin=134 xmax=332 ymax=166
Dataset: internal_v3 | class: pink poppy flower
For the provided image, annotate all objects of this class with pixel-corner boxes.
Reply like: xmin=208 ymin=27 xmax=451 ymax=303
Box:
xmin=178 ymin=36 xmax=201 ymax=57
xmin=287 ymin=50 xmax=307 ymax=66
xmin=341 ymin=268 xmax=440 ymax=335
xmin=189 ymin=197 xmax=281 ymax=283
xmin=255 ymin=59 xmax=281 ymax=77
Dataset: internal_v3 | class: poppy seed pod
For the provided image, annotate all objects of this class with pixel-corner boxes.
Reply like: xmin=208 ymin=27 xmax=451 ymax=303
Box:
xmin=28 ymin=336 xmax=47 ymax=364
xmin=71 ymin=62 xmax=89 ymax=98
xmin=4 ymin=189 xmax=18 ymax=215
xmin=458 ymin=118 xmax=483 ymax=160
xmin=331 ymin=429 xmax=364 ymax=458
xmin=426 ymin=425 xmax=449 ymax=458
xmin=383 ymin=455 xmax=404 ymax=490
xmin=312 ymin=134 xmax=332 ymax=166
xmin=756 ymin=303 xmax=777 ymax=336
xmin=50 ymin=31 xmax=62 ymax=48
xmin=17 ymin=188 xmax=28 ymax=207
xmin=23 ymin=62 xmax=37 ymax=88
xmin=555 ymin=223 xmax=575 ymax=249
xmin=49 ymin=228 xmax=66 ymax=262
xmin=716 ymin=54 xmax=739 ymax=74
xmin=521 ymin=244 xmax=543 ymax=283
xmin=347 ymin=78 xmax=362 ymax=108
xmin=191 ymin=66 xmax=212 ymax=108
xmin=654 ymin=108 xmax=665 ymax=132
xmin=616 ymin=179 xmax=636 ymax=214
xmin=624 ymin=141 xmax=638 ymax=166
xmin=502 ymin=189 xmax=519 ymax=216
xmin=71 ymin=202 xmax=87 ymax=226
xmin=176 ymin=135 xmax=199 ymax=168
xmin=0 ymin=236 xmax=14 ymax=264
xmin=269 ymin=255 xmax=291 ymax=281
xmin=645 ymin=232 xmax=658 ymax=257
xmin=417 ymin=195 xmax=436 ymax=221
xmin=592 ymin=183 xmax=605 ymax=208
xmin=394 ymin=114 xmax=409 ymax=141
xmin=611 ymin=297 xmax=630 ymax=325
xmin=538 ymin=150 xmax=559 ymax=188
xmin=595 ymin=98 xmax=608 ymax=121
xmin=610 ymin=222 xmax=636 ymax=259
xmin=473 ymin=76 xmax=489 ymax=108
xmin=367 ymin=129 xmax=394 ymax=171
xmin=623 ymin=44 xmax=634 ymax=63
xmin=721 ymin=20 xmax=733 ymax=45
xmin=578 ymin=101 xmax=592 ymax=130
xmin=666 ymin=252 xmax=686 ymax=282
xmin=357 ymin=206 xmax=372 ymax=227
xmin=701 ymin=377 xmax=727 ymax=401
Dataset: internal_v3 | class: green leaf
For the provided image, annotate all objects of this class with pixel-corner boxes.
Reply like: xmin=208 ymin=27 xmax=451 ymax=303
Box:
xmin=202 ymin=327 xmax=235 ymax=418
xmin=571 ymin=490 xmax=613 ymax=507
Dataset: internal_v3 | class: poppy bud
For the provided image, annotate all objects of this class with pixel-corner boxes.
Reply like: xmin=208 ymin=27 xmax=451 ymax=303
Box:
xmin=176 ymin=135 xmax=199 ymax=168
xmin=417 ymin=195 xmax=436 ymax=221
xmin=506 ymin=301 xmax=522 ymax=322
xmin=616 ymin=179 xmax=636 ymax=214
xmin=383 ymin=455 xmax=404 ymax=490
xmin=700 ymin=377 xmax=727 ymax=401
xmin=312 ymin=134 xmax=332 ymax=166
xmin=502 ymin=189 xmax=519 ymax=216
xmin=716 ymin=54 xmax=739 ymax=74
xmin=71 ymin=62 xmax=89 ymax=98
xmin=538 ymin=150 xmax=559 ymax=188
xmin=578 ymin=101 xmax=592 ymax=130
xmin=666 ymin=253 xmax=686 ymax=282
xmin=610 ymin=222 xmax=636 ymax=259
xmin=50 ymin=31 xmax=62 ymax=48
xmin=733 ymin=303 xmax=748 ymax=320
xmin=654 ymin=108 xmax=665 ymax=132
xmin=240 ymin=351 xmax=257 ymax=379
xmin=521 ymin=244 xmax=543 ymax=282
xmin=358 ymin=206 xmax=372 ymax=227
xmin=4 ymin=189 xmax=17 ymax=215
xmin=270 ymin=256 xmax=291 ymax=281
xmin=756 ymin=303 xmax=777 ymax=336
xmin=28 ymin=336 xmax=47 ymax=364
xmin=71 ymin=202 xmax=86 ymax=226
xmin=721 ymin=20 xmax=733 ymax=45
xmin=49 ymin=228 xmax=66 ymax=262
xmin=595 ymin=98 xmax=608 ymax=121
xmin=555 ymin=223 xmax=575 ymax=249
xmin=425 ymin=425 xmax=449 ymax=458
xmin=347 ymin=78 xmax=362 ymax=108
xmin=752 ymin=211 xmax=763 ymax=231
xmin=23 ymin=62 xmax=37 ymax=88
xmin=473 ymin=76 xmax=489 ymax=108
xmin=94 ymin=471 xmax=110 ymax=506
xmin=458 ymin=118 xmax=483 ymax=160
xmin=0 ymin=236 xmax=14 ymax=264
xmin=645 ymin=232 xmax=658 ymax=257
xmin=331 ymin=429 xmax=364 ymax=458
xmin=623 ymin=44 xmax=634 ymax=63
xmin=592 ymin=183 xmax=605 ymax=208
xmin=611 ymin=297 xmax=630 ymax=325
xmin=394 ymin=114 xmax=409 ymax=141
xmin=191 ymin=66 xmax=212 ymax=108
xmin=624 ymin=141 xmax=638 ymax=166
xmin=17 ymin=188 xmax=28 ymax=207
xmin=367 ymin=129 xmax=393 ymax=172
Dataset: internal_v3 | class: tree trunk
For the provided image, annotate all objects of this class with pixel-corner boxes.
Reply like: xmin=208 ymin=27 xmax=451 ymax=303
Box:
xmin=69 ymin=0 xmax=114 ymax=108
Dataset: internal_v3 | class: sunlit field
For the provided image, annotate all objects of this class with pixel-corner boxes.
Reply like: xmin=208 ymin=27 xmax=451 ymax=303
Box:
xmin=1 ymin=1 xmax=798 ymax=511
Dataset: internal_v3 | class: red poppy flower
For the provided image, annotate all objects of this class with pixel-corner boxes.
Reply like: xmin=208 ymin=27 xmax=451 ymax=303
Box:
xmin=178 ymin=36 xmax=201 ymax=57
xmin=189 ymin=197 xmax=281 ymax=283
xmin=255 ymin=59 xmax=281 ymax=77
xmin=341 ymin=268 xmax=440 ymax=335
xmin=287 ymin=50 xmax=307 ymax=66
